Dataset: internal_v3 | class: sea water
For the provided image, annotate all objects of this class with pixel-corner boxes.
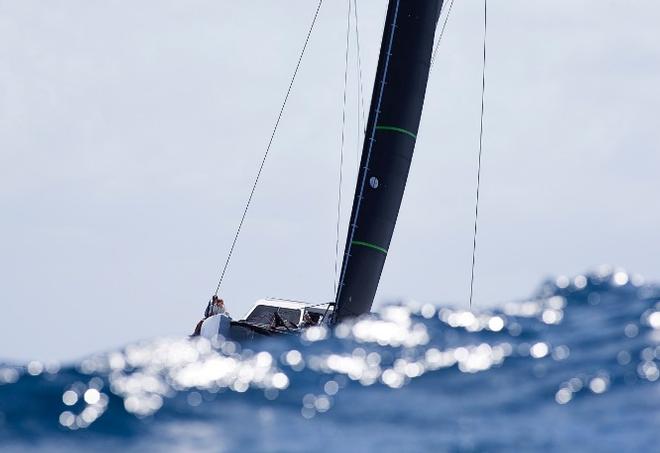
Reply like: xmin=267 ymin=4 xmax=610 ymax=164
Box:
xmin=1 ymin=266 xmax=659 ymax=452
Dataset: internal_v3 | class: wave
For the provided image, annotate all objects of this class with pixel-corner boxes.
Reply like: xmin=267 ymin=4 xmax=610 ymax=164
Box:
xmin=1 ymin=266 xmax=659 ymax=452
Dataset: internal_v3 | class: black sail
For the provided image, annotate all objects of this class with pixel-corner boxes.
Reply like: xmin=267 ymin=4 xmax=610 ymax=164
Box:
xmin=335 ymin=0 xmax=444 ymax=321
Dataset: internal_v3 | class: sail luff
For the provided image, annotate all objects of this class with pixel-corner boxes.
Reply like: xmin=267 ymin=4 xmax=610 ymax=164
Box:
xmin=334 ymin=0 xmax=444 ymax=322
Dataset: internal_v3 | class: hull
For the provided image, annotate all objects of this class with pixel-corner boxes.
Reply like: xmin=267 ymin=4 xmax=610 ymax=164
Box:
xmin=198 ymin=314 xmax=300 ymax=342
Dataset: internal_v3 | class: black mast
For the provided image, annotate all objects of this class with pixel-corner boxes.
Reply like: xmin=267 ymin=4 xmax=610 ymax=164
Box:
xmin=334 ymin=0 xmax=444 ymax=322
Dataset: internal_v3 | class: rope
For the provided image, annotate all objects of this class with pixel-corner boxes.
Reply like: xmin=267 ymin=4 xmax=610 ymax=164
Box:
xmin=353 ymin=0 xmax=366 ymax=134
xmin=468 ymin=0 xmax=488 ymax=308
xmin=333 ymin=0 xmax=352 ymax=296
xmin=212 ymin=0 xmax=324 ymax=297
xmin=430 ymin=0 xmax=457 ymax=72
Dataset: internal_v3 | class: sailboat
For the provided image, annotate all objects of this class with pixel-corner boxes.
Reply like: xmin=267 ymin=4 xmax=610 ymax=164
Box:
xmin=199 ymin=0 xmax=445 ymax=340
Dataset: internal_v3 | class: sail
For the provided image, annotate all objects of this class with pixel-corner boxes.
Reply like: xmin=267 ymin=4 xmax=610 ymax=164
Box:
xmin=335 ymin=0 xmax=444 ymax=321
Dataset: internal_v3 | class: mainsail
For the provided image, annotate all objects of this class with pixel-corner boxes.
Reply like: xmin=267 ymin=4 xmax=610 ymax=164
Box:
xmin=335 ymin=0 xmax=444 ymax=321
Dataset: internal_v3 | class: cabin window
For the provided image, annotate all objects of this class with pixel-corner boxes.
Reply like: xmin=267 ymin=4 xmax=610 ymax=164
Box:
xmin=246 ymin=305 xmax=301 ymax=326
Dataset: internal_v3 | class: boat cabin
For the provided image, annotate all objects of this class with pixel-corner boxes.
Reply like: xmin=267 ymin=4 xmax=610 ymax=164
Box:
xmin=199 ymin=298 xmax=333 ymax=340
xmin=242 ymin=299 xmax=333 ymax=329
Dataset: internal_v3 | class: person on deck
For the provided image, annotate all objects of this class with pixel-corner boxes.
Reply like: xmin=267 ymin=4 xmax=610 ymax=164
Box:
xmin=191 ymin=295 xmax=230 ymax=336
xmin=300 ymin=312 xmax=317 ymax=328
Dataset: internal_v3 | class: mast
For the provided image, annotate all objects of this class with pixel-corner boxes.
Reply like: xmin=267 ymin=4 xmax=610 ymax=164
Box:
xmin=334 ymin=0 xmax=444 ymax=322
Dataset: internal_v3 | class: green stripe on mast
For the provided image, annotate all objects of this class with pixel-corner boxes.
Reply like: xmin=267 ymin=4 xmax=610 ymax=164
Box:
xmin=375 ymin=125 xmax=417 ymax=139
xmin=351 ymin=240 xmax=388 ymax=255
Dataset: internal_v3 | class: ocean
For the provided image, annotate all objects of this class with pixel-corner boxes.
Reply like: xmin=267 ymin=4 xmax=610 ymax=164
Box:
xmin=1 ymin=266 xmax=659 ymax=452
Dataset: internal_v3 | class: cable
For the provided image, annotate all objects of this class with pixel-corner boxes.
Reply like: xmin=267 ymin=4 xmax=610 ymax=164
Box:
xmin=430 ymin=0 xmax=457 ymax=72
xmin=353 ymin=0 xmax=366 ymax=134
xmin=334 ymin=0 xmax=352 ymax=296
xmin=468 ymin=0 xmax=488 ymax=308
xmin=212 ymin=0 xmax=324 ymax=297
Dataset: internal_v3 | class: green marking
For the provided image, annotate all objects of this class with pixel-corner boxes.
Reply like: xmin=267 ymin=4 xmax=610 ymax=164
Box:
xmin=375 ymin=125 xmax=417 ymax=139
xmin=352 ymin=240 xmax=388 ymax=255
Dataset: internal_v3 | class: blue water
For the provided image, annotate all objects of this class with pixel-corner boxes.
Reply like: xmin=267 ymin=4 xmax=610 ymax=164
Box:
xmin=1 ymin=267 xmax=659 ymax=452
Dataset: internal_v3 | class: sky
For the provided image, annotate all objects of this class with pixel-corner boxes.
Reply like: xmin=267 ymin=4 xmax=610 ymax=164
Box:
xmin=1 ymin=0 xmax=659 ymax=362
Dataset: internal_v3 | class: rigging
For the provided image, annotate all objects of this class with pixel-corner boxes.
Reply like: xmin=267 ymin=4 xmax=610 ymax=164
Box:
xmin=353 ymin=0 xmax=366 ymax=138
xmin=212 ymin=0 xmax=324 ymax=297
xmin=334 ymin=0 xmax=366 ymax=297
xmin=334 ymin=0 xmax=353 ymax=296
xmin=430 ymin=0 xmax=457 ymax=71
xmin=469 ymin=0 xmax=489 ymax=308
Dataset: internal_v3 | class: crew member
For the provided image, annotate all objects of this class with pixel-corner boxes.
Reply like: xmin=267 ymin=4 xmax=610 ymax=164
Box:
xmin=191 ymin=295 xmax=229 ymax=336
xmin=300 ymin=312 xmax=317 ymax=328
